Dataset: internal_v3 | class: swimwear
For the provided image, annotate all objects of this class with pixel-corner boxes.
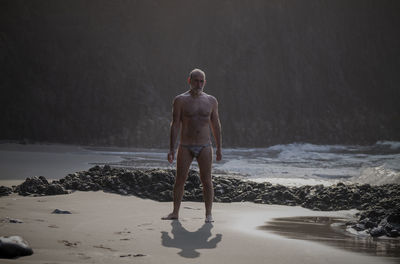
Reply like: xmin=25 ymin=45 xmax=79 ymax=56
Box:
xmin=180 ymin=143 xmax=212 ymax=158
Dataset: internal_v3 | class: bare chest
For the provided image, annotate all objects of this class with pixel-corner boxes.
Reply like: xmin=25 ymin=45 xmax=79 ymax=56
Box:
xmin=182 ymin=99 xmax=212 ymax=119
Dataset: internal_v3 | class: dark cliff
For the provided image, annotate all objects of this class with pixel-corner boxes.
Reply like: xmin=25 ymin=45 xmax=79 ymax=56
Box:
xmin=1 ymin=0 xmax=399 ymax=147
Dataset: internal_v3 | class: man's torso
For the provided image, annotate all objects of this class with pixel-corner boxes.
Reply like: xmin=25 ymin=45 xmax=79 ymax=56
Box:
xmin=178 ymin=91 xmax=214 ymax=145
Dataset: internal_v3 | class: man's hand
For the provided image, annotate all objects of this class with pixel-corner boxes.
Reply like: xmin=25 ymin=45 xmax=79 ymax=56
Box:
xmin=167 ymin=150 xmax=175 ymax=164
xmin=216 ymin=148 xmax=222 ymax=161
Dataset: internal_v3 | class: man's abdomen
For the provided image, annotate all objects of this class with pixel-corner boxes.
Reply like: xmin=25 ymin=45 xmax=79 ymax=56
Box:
xmin=180 ymin=119 xmax=211 ymax=145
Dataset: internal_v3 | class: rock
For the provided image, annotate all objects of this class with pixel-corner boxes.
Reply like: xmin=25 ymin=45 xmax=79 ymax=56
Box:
xmin=52 ymin=209 xmax=71 ymax=214
xmin=220 ymin=196 xmax=231 ymax=203
xmin=0 ymin=186 xmax=13 ymax=196
xmin=0 ymin=235 xmax=33 ymax=258
xmin=359 ymin=217 xmax=378 ymax=229
xmin=352 ymin=223 xmax=366 ymax=231
xmin=14 ymin=176 xmax=67 ymax=196
xmin=44 ymin=184 xmax=68 ymax=195
xmin=369 ymin=226 xmax=385 ymax=237
xmin=8 ymin=218 xmax=23 ymax=223
xmin=388 ymin=229 xmax=400 ymax=238
xmin=387 ymin=212 xmax=400 ymax=228
xmin=89 ymin=165 xmax=101 ymax=172
xmin=14 ymin=176 xmax=48 ymax=196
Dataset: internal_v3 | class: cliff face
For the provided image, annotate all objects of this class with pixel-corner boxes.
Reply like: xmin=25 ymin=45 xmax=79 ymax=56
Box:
xmin=1 ymin=0 xmax=399 ymax=147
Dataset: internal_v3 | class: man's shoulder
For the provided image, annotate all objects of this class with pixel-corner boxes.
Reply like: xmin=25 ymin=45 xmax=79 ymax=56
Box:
xmin=203 ymin=93 xmax=218 ymax=104
xmin=173 ymin=93 xmax=189 ymax=103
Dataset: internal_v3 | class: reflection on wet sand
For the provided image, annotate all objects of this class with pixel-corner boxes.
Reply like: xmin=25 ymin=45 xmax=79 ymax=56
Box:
xmin=258 ymin=216 xmax=400 ymax=259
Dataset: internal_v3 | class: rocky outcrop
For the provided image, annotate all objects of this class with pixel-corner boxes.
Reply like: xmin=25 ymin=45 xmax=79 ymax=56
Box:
xmin=347 ymin=208 xmax=400 ymax=238
xmin=13 ymin=176 xmax=68 ymax=196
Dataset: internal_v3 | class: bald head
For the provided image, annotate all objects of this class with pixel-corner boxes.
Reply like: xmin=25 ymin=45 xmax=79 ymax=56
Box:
xmin=189 ymin=68 xmax=206 ymax=80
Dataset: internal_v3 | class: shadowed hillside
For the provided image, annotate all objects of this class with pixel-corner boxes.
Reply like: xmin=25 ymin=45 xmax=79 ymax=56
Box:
xmin=1 ymin=0 xmax=399 ymax=147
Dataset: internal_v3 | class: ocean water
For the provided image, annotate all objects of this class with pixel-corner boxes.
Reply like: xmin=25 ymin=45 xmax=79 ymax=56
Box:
xmin=86 ymin=141 xmax=400 ymax=186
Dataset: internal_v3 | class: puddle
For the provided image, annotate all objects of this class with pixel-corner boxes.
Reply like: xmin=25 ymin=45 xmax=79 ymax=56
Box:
xmin=258 ymin=216 xmax=400 ymax=258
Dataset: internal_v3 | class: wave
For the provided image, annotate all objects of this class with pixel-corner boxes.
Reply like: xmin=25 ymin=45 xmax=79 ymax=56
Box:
xmin=351 ymin=165 xmax=400 ymax=185
xmin=375 ymin=141 xmax=400 ymax=150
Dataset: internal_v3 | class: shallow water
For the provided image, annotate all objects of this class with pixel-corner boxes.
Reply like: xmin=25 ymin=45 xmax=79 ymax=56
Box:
xmin=86 ymin=141 xmax=400 ymax=186
xmin=258 ymin=216 xmax=400 ymax=259
xmin=1 ymin=141 xmax=399 ymax=186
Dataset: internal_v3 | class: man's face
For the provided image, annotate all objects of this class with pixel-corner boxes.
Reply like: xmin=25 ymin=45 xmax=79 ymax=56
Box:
xmin=189 ymin=73 xmax=206 ymax=91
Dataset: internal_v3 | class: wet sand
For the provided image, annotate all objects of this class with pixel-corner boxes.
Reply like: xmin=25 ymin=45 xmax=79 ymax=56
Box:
xmin=259 ymin=216 xmax=400 ymax=259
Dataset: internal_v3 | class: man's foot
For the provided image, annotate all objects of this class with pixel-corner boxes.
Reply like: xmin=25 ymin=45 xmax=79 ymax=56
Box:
xmin=161 ymin=213 xmax=178 ymax=220
xmin=205 ymin=215 xmax=214 ymax=223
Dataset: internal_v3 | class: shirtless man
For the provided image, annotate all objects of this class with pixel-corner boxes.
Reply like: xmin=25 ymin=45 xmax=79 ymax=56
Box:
xmin=162 ymin=68 xmax=222 ymax=223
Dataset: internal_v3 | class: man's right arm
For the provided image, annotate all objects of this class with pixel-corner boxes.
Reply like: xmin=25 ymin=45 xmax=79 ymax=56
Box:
xmin=168 ymin=96 xmax=181 ymax=163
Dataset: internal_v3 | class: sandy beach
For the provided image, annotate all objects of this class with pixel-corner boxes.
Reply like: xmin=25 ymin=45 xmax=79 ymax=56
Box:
xmin=0 ymin=188 xmax=397 ymax=264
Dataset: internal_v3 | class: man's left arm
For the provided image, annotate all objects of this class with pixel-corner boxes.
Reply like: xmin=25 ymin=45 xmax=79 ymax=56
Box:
xmin=210 ymin=97 xmax=222 ymax=161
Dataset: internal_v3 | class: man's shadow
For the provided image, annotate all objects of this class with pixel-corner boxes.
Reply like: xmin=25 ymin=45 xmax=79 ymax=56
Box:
xmin=161 ymin=220 xmax=223 ymax=258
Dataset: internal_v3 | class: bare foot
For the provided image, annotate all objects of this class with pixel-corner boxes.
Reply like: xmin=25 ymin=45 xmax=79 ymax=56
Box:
xmin=161 ymin=213 xmax=178 ymax=220
xmin=205 ymin=215 xmax=214 ymax=223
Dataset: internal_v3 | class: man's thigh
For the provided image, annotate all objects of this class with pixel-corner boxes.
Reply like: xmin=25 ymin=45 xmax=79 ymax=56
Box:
xmin=197 ymin=146 xmax=213 ymax=182
xmin=176 ymin=145 xmax=193 ymax=181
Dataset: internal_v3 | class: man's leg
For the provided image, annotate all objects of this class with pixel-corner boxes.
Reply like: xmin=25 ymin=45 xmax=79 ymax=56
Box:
xmin=197 ymin=146 xmax=214 ymax=220
xmin=162 ymin=145 xmax=193 ymax=220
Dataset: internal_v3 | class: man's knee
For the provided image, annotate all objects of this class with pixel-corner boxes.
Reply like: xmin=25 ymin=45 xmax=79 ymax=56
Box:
xmin=174 ymin=177 xmax=186 ymax=187
xmin=174 ymin=172 xmax=188 ymax=186
xmin=201 ymin=179 xmax=213 ymax=189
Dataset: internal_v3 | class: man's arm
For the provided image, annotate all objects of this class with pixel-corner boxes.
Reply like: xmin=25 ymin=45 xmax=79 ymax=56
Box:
xmin=168 ymin=96 xmax=181 ymax=163
xmin=210 ymin=97 xmax=222 ymax=161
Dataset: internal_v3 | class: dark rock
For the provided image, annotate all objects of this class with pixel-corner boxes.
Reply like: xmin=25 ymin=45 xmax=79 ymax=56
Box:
xmin=0 ymin=235 xmax=33 ymax=258
xmin=369 ymin=226 xmax=385 ymax=237
xmin=89 ymin=165 xmax=101 ymax=172
xmin=352 ymin=223 xmax=366 ymax=231
xmin=44 ymin=184 xmax=68 ymax=195
xmin=387 ymin=212 xmax=400 ymax=228
xmin=0 ymin=186 xmax=12 ymax=196
xmin=388 ymin=229 xmax=400 ymax=238
xmin=359 ymin=218 xmax=377 ymax=229
xmin=359 ymin=184 xmax=371 ymax=191
xmin=15 ymin=176 xmax=49 ymax=196
xmin=8 ymin=218 xmax=23 ymax=223
xmin=52 ymin=209 xmax=71 ymax=214
xmin=219 ymin=196 xmax=231 ymax=203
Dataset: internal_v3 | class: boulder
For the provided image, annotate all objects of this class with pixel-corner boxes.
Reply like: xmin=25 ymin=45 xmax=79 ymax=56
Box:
xmin=0 ymin=235 xmax=33 ymax=258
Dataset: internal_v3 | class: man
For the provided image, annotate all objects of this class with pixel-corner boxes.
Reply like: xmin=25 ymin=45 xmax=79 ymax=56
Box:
xmin=162 ymin=68 xmax=222 ymax=223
